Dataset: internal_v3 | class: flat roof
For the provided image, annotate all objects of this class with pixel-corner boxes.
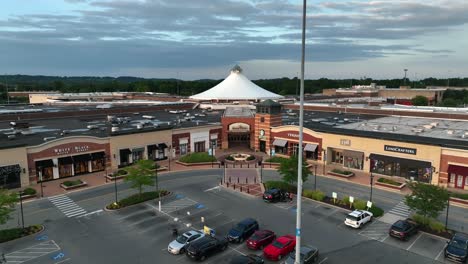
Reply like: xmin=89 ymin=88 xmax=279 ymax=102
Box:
xmin=0 ymin=109 xmax=223 ymax=149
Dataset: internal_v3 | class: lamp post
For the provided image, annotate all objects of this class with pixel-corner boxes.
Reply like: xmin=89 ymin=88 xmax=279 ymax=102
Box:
xmin=168 ymin=145 xmax=171 ymax=171
xmin=314 ymin=165 xmax=317 ymax=191
xmin=19 ymin=191 xmax=24 ymax=229
xmin=37 ymin=166 xmax=44 ymax=198
xmin=445 ymin=195 xmax=450 ymax=230
xmin=322 ymin=149 xmax=326 ymax=176
xmin=155 ymin=160 xmax=161 ymax=211
xmin=113 ymin=167 xmax=118 ymax=204
xmin=369 ymin=172 xmax=374 ymax=202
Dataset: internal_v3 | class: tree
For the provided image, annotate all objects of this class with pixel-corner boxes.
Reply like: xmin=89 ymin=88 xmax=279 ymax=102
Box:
xmin=0 ymin=188 xmax=19 ymax=225
xmin=278 ymin=155 xmax=309 ymax=185
xmin=124 ymin=160 xmax=155 ymax=196
xmin=440 ymin=98 xmax=459 ymax=107
xmin=404 ymin=182 xmax=449 ymax=224
xmin=411 ymin=95 xmax=428 ymax=106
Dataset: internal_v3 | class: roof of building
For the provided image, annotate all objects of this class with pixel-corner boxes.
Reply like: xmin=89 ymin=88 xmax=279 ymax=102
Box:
xmin=189 ymin=66 xmax=284 ymax=100
xmin=223 ymin=107 xmax=254 ymax=117
xmin=257 ymin=99 xmax=282 ymax=107
xmin=0 ymin=109 xmax=223 ymax=149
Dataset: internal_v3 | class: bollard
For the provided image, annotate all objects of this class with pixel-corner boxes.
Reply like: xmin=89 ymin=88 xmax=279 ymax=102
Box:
xmin=245 ymin=178 xmax=248 ymax=184
xmin=237 ymin=178 xmax=240 ymax=183
xmin=248 ymin=163 xmax=250 ymax=168
xmin=241 ymin=164 xmax=243 ymax=168
xmin=234 ymin=184 xmax=236 ymax=190
xmin=247 ymin=186 xmax=250 ymax=194
xmin=254 ymin=177 xmax=257 ymax=184
xmin=240 ymin=186 xmax=243 ymax=192
xmin=227 ymin=182 xmax=229 ymax=188
xmin=229 ymin=177 xmax=231 ymax=183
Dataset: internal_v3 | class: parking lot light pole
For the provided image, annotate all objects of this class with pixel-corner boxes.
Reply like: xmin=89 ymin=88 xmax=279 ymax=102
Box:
xmin=19 ymin=191 xmax=24 ymax=229
xmin=114 ymin=169 xmax=118 ymax=204
xmin=445 ymin=196 xmax=450 ymax=229
xmin=295 ymin=0 xmax=306 ymax=262
xmin=314 ymin=165 xmax=317 ymax=191
xmin=369 ymin=172 xmax=374 ymax=202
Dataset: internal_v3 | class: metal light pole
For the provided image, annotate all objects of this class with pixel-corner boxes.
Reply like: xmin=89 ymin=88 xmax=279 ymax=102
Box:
xmin=295 ymin=0 xmax=306 ymax=262
xmin=314 ymin=165 xmax=317 ymax=191
xmin=37 ymin=166 xmax=44 ymax=198
xmin=114 ymin=169 xmax=118 ymax=204
xmin=19 ymin=191 xmax=24 ymax=229
xmin=369 ymin=172 xmax=374 ymax=202
xmin=168 ymin=145 xmax=171 ymax=171
xmin=445 ymin=196 xmax=450 ymax=229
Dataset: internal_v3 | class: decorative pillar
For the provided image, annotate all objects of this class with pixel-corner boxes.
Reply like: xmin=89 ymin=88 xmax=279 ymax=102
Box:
xmin=52 ymin=158 xmax=59 ymax=179
xmin=88 ymin=160 xmax=92 ymax=172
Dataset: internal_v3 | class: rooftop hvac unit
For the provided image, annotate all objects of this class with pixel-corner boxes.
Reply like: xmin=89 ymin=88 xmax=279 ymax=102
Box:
xmin=412 ymin=128 xmax=424 ymax=133
xmin=107 ymin=115 xmax=116 ymax=122
xmin=142 ymin=115 xmax=155 ymax=119
xmin=423 ymin=124 xmax=433 ymax=129
xmin=7 ymin=135 xmax=16 ymax=140
xmin=87 ymin=125 xmax=98 ymax=129
xmin=430 ymin=122 xmax=439 ymax=127
xmin=447 ymin=130 xmax=454 ymax=135
xmin=43 ymin=137 xmax=56 ymax=141
xmin=111 ymin=127 xmax=120 ymax=132
xmin=136 ymin=124 xmax=143 ymax=129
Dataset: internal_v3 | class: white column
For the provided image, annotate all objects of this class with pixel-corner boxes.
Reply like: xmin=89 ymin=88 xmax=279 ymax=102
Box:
xmin=71 ymin=164 xmax=75 ymax=176
xmin=88 ymin=160 xmax=92 ymax=172
xmin=129 ymin=153 xmax=133 ymax=164
xmin=52 ymin=158 xmax=59 ymax=179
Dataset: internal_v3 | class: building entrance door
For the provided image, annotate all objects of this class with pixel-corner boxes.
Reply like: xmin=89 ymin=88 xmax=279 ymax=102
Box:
xmin=259 ymin=141 xmax=266 ymax=152
xmin=456 ymin=175 xmax=464 ymax=189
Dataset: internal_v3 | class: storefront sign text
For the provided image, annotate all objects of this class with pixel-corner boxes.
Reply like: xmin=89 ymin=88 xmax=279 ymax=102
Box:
xmin=287 ymin=133 xmax=299 ymax=138
xmin=53 ymin=145 xmax=90 ymax=155
xmin=384 ymin=145 xmax=417 ymax=155
xmin=340 ymin=139 xmax=351 ymax=146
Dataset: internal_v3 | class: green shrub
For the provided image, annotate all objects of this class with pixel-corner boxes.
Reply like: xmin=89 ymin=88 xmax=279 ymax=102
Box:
xmin=107 ymin=190 xmax=168 ymax=209
xmin=22 ymin=187 xmax=37 ymax=196
xmin=331 ymin=169 xmax=353 ymax=175
xmin=225 ymin=156 xmax=234 ymax=161
xmin=303 ymin=190 xmax=325 ymax=201
xmin=0 ymin=225 xmax=43 ymax=243
xmin=179 ymin=153 xmax=217 ymax=163
xmin=411 ymin=214 xmax=431 ymax=226
xmin=354 ymin=199 xmax=367 ymax=210
xmin=264 ymin=181 xmax=296 ymax=193
xmin=341 ymin=196 xmax=350 ymax=206
xmin=450 ymin=192 xmax=468 ymax=200
xmin=368 ymin=206 xmax=384 ymax=217
xmin=246 ymin=155 xmax=256 ymax=161
xmin=377 ymin=177 xmax=402 ymax=186
xmin=264 ymin=156 xmax=289 ymax=163
xmin=62 ymin=180 xmax=83 ymax=187
xmin=429 ymin=220 xmax=446 ymax=233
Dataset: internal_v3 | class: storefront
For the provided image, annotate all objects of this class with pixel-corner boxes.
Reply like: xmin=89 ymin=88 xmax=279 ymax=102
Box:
xmin=447 ymin=165 xmax=468 ymax=190
xmin=35 ymin=159 xmax=55 ymax=181
xmin=119 ymin=149 xmax=131 ymax=166
xmin=0 ymin=164 xmax=22 ymax=189
xmin=270 ymin=126 xmax=323 ymax=160
xmin=329 ymin=148 xmax=364 ymax=170
xmin=147 ymin=143 xmax=168 ymax=160
xmin=370 ymin=153 xmax=432 ymax=183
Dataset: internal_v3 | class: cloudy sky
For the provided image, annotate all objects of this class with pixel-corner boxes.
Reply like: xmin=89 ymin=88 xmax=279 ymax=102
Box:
xmin=0 ymin=0 xmax=467 ymax=80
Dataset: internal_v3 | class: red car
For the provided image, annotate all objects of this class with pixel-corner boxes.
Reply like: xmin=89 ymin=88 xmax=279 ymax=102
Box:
xmin=246 ymin=230 xmax=276 ymax=250
xmin=263 ymin=234 xmax=296 ymax=261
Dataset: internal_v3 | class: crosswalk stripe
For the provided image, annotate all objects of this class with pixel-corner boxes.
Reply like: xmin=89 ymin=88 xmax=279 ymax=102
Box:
xmin=48 ymin=194 xmax=88 ymax=218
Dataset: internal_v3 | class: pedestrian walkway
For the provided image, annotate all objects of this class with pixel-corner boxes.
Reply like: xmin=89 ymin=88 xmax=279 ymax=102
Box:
xmin=4 ymin=240 xmax=60 ymax=263
xmin=388 ymin=201 xmax=411 ymax=218
xmin=48 ymin=194 xmax=88 ymax=218
xmin=160 ymin=197 xmax=197 ymax=214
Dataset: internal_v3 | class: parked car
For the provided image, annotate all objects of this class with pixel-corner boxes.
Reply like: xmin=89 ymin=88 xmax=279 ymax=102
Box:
xmin=227 ymin=218 xmax=259 ymax=243
xmin=230 ymin=254 xmax=265 ymax=264
xmin=168 ymin=230 xmax=205 ymax=254
xmin=344 ymin=210 xmax=373 ymax=229
xmin=263 ymin=188 xmax=287 ymax=203
xmin=444 ymin=233 xmax=468 ymax=263
xmin=246 ymin=230 xmax=276 ymax=250
xmin=263 ymin=234 xmax=296 ymax=261
xmin=284 ymin=245 xmax=319 ymax=264
xmin=389 ymin=219 xmax=419 ymax=241
xmin=186 ymin=236 xmax=228 ymax=261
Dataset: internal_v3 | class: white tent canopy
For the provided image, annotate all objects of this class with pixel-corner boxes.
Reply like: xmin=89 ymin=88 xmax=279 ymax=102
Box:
xmin=190 ymin=66 xmax=284 ymax=100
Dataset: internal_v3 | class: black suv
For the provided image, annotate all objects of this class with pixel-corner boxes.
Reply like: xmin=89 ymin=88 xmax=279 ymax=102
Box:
xmin=389 ymin=219 xmax=419 ymax=241
xmin=445 ymin=233 xmax=468 ymax=263
xmin=263 ymin=188 xmax=287 ymax=203
xmin=227 ymin=218 xmax=259 ymax=243
xmin=186 ymin=236 xmax=228 ymax=261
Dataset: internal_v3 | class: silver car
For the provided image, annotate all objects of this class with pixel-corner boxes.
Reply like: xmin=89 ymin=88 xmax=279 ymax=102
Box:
xmin=168 ymin=230 xmax=204 ymax=254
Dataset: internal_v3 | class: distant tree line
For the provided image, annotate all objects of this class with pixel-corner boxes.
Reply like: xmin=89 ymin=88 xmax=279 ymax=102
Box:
xmin=1 ymin=75 xmax=468 ymax=103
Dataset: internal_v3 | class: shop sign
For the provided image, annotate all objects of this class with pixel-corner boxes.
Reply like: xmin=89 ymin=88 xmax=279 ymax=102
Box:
xmin=384 ymin=145 xmax=416 ymax=155
xmin=53 ymin=145 xmax=90 ymax=155
xmin=340 ymin=139 xmax=351 ymax=146
xmin=287 ymin=133 xmax=299 ymax=138
xmin=228 ymin=123 xmax=250 ymax=132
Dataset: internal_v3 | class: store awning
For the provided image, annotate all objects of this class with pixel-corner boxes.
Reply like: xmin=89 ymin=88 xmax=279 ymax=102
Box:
xmin=272 ymin=139 xmax=288 ymax=147
xmin=35 ymin=159 xmax=54 ymax=168
xmin=158 ymin=143 xmax=168 ymax=149
xmin=369 ymin=154 xmax=431 ymax=168
xmin=304 ymin=143 xmax=318 ymax=152
xmin=58 ymin=157 xmax=73 ymax=165
xmin=120 ymin=149 xmax=131 ymax=155
xmin=147 ymin=144 xmax=157 ymax=152
xmin=448 ymin=165 xmax=468 ymax=177
xmin=73 ymin=154 xmax=92 ymax=162
xmin=343 ymin=150 xmax=364 ymax=159
xmin=91 ymin=152 xmax=105 ymax=160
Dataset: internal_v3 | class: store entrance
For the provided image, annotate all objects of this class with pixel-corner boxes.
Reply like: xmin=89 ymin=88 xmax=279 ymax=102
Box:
xmin=228 ymin=132 xmax=250 ymax=148
xmin=259 ymin=141 xmax=266 ymax=152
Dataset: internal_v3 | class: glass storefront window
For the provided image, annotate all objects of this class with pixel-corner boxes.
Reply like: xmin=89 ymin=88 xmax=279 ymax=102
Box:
xmin=92 ymin=158 xmax=105 ymax=172
xmin=275 ymin=146 xmax=287 ymax=155
xmin=344 ymin=157 xmax=363 ymax=170
xmin=370 ymin=158 xmax=431 ymax=183
xmin=74 ymin=161 xmax=88 ymax=175
xmin=0 ymin=165 xmax=21 ymax=189
xmin=59 ymin=164 xmax=73 ymax=178
xmin=180 ymin=143 xmax=188 ymax=155
xmin=331 ymin=150 xmax=343 ymax=164
xmin=132 ymin=150 xmax=144 ymax=162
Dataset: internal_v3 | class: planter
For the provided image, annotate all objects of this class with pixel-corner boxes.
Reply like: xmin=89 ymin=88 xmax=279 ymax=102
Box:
xmin=449 ymin=197 xmax=468 ymax=207
xmin=105 ymin=191 xmax=171 ymax=211
xmin=375 ymin=181 xmax=406 ymax=190
xmin=20 ymin=194 xmax=37 ymax=200
xmin=327 ymin=171 xmax=355 ymax=178
xmin=106 ymin=174 xmax=126 ymax=181
xmin=60 ymin=181 xmax=88 ymax=190
xmin=176 ymin=160 xmax=221 ymax=167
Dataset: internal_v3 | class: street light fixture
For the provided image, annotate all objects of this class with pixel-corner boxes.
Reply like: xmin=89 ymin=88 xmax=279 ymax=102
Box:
xmin=37 ymin=166 xmax=44 ymax=198
xmin=369 ymin=172 xmax=374 ymax=202
xmin=19 ymin=191 xmax=24 ymax=229
xmin=314 ymin=165 xmax=317 ymax=191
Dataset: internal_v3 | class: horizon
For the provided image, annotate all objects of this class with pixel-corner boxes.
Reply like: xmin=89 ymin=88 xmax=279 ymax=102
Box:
xmin=1 ymin=0 xmax=467 ymax=80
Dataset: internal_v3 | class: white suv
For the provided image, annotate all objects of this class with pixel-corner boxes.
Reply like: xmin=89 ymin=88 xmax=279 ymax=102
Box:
xmin=344 ymin=210 xmax=373 ymax=229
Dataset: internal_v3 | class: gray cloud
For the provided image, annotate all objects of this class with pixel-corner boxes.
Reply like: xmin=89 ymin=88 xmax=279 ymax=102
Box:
xmin=0 ymin=0 xmax=466 ymax=77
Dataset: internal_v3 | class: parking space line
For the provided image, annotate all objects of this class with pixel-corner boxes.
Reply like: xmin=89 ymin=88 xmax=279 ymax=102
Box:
xmin=435 ymin=247 xmax=445 ymax=260
xmin=406 ymin=233 xmax=423 ymax=251
xmin=55 ymin=258 xmax=71 ymax=264
xmin=318 ymin=257 xmax=328 ymax=264
xmin=380 ymin=234 xmax=390 ymax=242
xmin=117 ymin=208 xmax=151 ymax=221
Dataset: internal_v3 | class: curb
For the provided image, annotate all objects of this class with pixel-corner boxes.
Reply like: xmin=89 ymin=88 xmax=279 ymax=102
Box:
xmin=103 ymin=192 xmax=172 ymax=212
